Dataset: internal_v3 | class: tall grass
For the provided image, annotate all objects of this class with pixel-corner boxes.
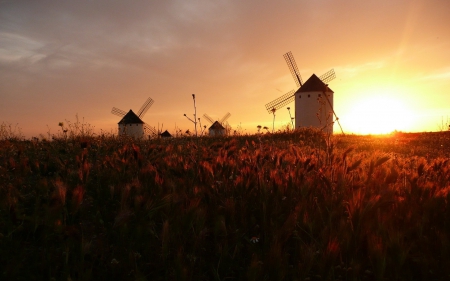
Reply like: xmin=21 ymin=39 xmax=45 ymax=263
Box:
xmin=1 ymin=129 xmax=450 ymax=280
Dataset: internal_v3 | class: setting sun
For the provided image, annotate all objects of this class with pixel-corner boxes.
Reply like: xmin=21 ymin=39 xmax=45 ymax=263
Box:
xmin=343 ymin=89 xmax=415 ymax=135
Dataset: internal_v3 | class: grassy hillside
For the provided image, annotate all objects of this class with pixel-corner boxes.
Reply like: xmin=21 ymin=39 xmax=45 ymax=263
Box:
xmin=1 ymin=129 xmax=450 ymax=280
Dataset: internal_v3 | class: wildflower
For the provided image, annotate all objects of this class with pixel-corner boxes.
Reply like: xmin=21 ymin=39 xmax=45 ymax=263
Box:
xmin=257 ymin=125 xmax=262 ymax=133
xmin=250 ymin=236 xmax=259 ymax=243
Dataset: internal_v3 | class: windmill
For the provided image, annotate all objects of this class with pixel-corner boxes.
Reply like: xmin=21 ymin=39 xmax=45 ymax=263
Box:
xmin=203 ymin=112 xmax=231 ymax=136
xmin=111 ymin=97 xmax=157 ymax=138
xmin=265 ymin=51 xmax=344 ymax=134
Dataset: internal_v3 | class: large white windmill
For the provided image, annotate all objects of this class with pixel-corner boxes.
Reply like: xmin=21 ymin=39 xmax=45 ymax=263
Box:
xmin=203 ymin=112 xmax=231 ymax=136
xmin=111 ymin=97 xmax=157 ymax=139
xmin=265 ymin=51 xmax=344 ymax=134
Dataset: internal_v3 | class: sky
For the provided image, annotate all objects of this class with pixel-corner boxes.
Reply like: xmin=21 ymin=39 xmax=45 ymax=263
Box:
xmin=1 ymin=0 xmax=450 ymax=138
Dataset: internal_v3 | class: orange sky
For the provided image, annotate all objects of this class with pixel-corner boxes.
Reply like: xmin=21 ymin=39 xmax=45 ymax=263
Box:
xmin=1 ymin=0 xmax=449 ymax=138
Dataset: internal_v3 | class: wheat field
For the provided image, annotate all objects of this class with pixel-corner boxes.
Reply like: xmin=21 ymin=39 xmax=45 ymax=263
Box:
xmin=1 ymin=129 xmax=450 ymax=280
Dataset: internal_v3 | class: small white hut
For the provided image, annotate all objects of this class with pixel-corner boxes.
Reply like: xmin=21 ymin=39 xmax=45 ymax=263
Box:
xmin=118 ymin=110 xmax=145 ymax=138
xmin=208 ymin=121 xmax=226 ymax=136
xmin=295 ymin=74 xmax=334 ymax=134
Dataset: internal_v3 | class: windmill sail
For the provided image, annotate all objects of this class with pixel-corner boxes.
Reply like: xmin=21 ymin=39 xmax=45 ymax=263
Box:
xmin=313 ymin=69 xmax=341 ymax=133
xmin=319 ymin=69 xmax=336 ymax=84
xmin=203 ymin=113 xmax=231 ymax=125
xmin=203 ymin=114 xmax=215 ymax=124
xmin=137 ymin=97 xmax=154 ymax=118
xmin=219 ymin=112 xmax=231 ymax=124
xmin=144 ymin=124 xmax=156 ymax=135
xmin=315 ymin=79 xmax=344 ymax=135
xmin=283 ymin=51 xmax=302 ymax=87
xmin=111 ymin=107 xmax=127 ymax=117
xmin=265 ymin=90 xmax=295 ymax=113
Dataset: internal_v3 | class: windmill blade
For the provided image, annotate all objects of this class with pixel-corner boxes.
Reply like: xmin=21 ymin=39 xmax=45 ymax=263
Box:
xmin=219 ymin=112 xmax=231 ymax=124
xmin=111 ymin=107 xmax=127 ymax=117
xmin=144 ymin=124 xmax=157 ymax=135
xmin=321 ymin=91 xmax=345 ymax=135
xmin=335 ymin=117 xmax=344 ymax=135
xmin=283 ymin=51 xmax=303 ymax=87
xmin=265 ymin=90 xmax=295 ymax=113
xmin=319 ymin=69 xmax=336 ymax=84
xmin=137 ymin=97 xmax=154 ymax=118
xmin=203 ymin=114 xmax=215 ymax=124
xmin=319 ymin=69 xmax=340 ymax=132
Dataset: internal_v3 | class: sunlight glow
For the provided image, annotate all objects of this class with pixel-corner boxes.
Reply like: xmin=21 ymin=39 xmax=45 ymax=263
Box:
xmin=344 ymin=90 xmax=415 ymax=135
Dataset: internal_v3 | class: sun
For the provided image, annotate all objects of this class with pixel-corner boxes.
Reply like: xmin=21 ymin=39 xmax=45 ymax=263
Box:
xmin=343 ymin=90 xmax=415 ymax=135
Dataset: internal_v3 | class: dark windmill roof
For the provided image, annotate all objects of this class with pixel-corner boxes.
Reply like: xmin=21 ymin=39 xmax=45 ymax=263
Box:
xmin=297 ymin=74 xmax=334 ymax=93
xmin=118 ymin=110 xmax=145 ymax=124
xmin=209 ymin=121 xmax=225 ymax=130
xmin=160 ymin=130 xmax=172 ymax=137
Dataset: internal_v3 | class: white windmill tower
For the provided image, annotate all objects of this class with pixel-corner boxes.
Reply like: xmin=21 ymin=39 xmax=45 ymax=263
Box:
xmin=265 ymin=51 xmax=344 ymax=134
xmin=111 ymin=97 xmax=157 ymax=139
xmin=203 ymin=112 xmax=231 ymax=136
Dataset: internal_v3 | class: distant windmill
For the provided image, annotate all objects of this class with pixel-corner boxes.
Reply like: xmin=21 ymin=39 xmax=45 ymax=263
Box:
xmin=111 ymin=97 xmax=157 ymax=138
xmin=160 ymin=130 xmax=172 ymax=138
xmin=203 ymin=112 xmax=231 ymax=136
xmin=265 ymin=51 xmax=344 ymax=134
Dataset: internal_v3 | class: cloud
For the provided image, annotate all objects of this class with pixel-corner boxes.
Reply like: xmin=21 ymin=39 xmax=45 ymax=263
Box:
xmin=335 ymin=61 xmax=386 ymax=78
xmin=0 ymin=1 xmax=246 ymax=84
xmin=422 ymin=67 xmax=450 ymax=81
